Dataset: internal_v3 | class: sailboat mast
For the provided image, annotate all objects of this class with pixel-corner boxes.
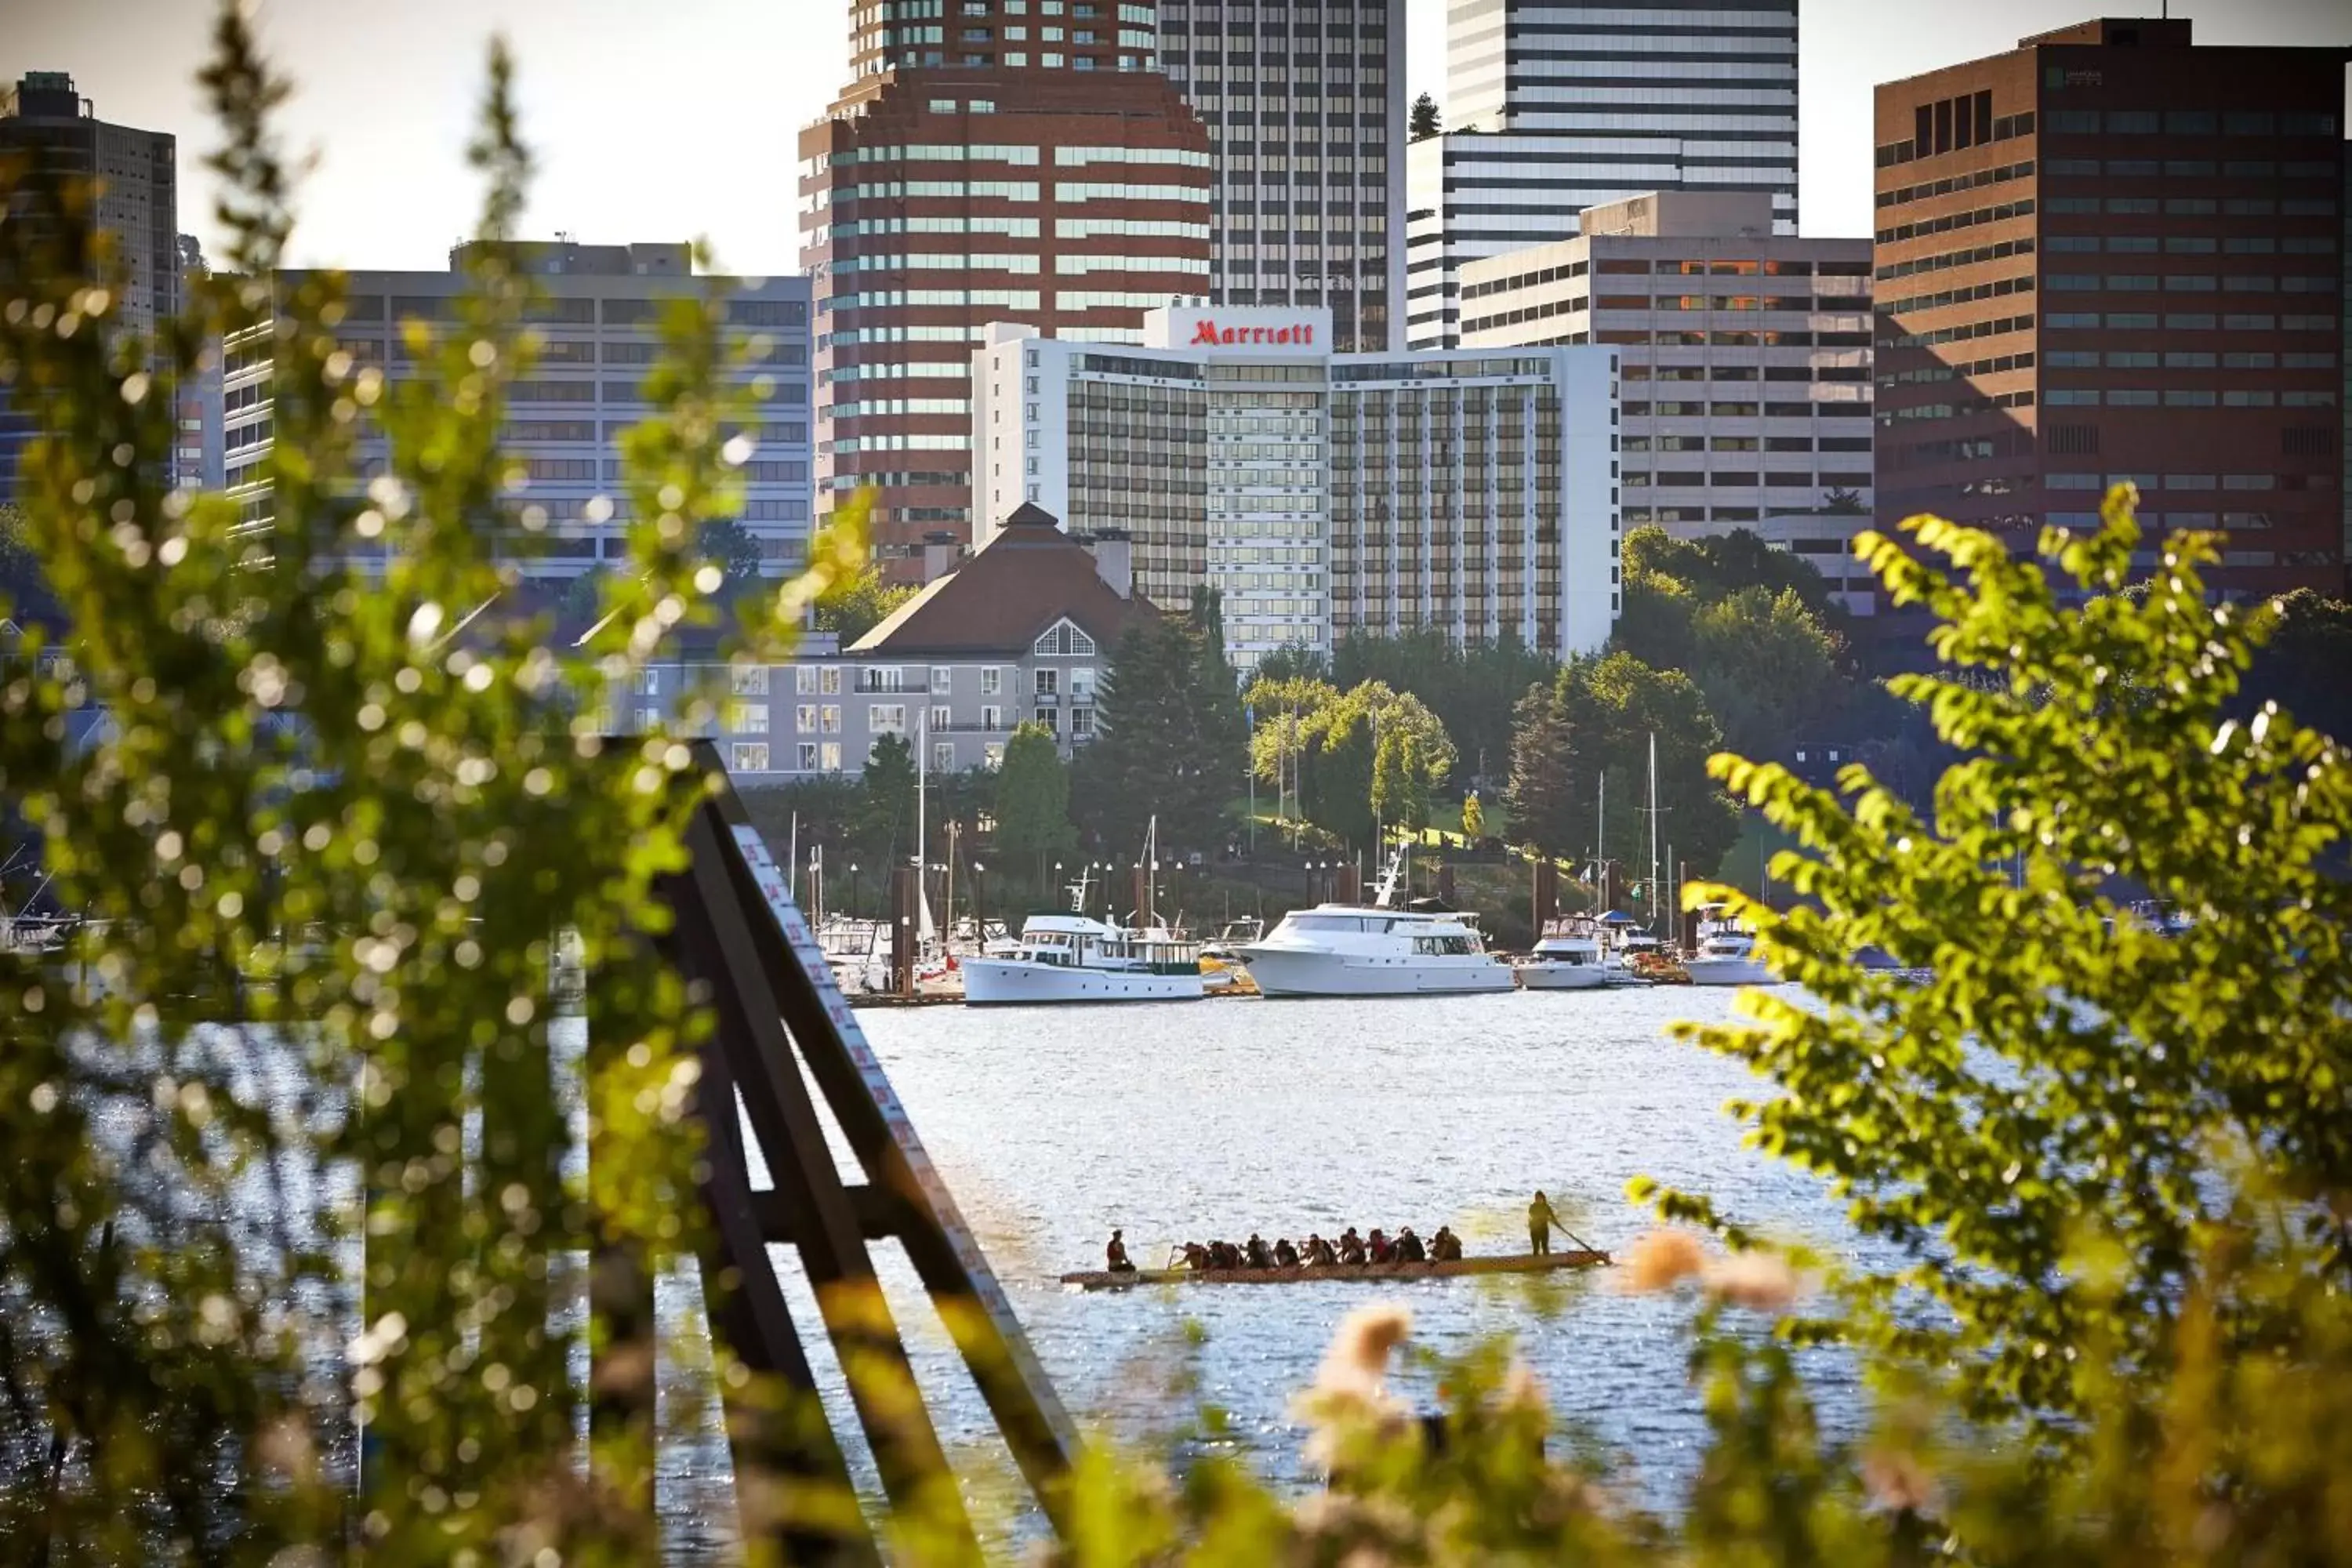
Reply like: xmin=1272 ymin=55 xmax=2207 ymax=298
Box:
xmin=1647 ymin=731 xmax=1660 ymax=931
xmin=1595 ymin=770 xmax=1606 ymax=904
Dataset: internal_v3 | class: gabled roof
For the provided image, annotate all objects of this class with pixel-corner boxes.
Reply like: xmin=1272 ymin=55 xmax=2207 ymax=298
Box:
xmin=849 ymin=506 xmax=1157 ymax=657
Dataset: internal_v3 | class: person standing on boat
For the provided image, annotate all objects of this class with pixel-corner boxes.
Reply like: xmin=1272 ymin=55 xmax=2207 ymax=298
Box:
xmin=1106 ymin=1230 xmax=1136 ymax=1274
xmin=1528 ymin=1191 xmax=1562 ymax=1256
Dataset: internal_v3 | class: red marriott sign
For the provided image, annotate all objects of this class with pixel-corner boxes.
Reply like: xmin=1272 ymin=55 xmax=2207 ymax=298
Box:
xmin=1190 ymin=319 xmax=1316 ymax=347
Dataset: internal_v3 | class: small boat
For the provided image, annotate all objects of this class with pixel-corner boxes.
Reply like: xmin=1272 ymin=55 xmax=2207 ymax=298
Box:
xmin=1684 ymin=930 xmax=1777 ymax=987
xmin=1516 ymin=916 xmax=1613 ymax=990
xmin=1059 ymin=1248 xmax=1611 ymax=1291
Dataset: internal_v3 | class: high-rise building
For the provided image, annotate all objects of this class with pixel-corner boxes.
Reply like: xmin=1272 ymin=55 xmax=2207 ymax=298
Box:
xmin=1456 ymin=191 xmax=1875 ymax=592
xmin=220 ymin=241 xmax=813 ymax=584
xmin=974 ymin=305 xmax=1621 ymax=669
xmin=1154 ymin=0 xmax=1407 ymax=353
xmin=0 ymin=71 xmax=180 ymax=500
xmin=800 ymin=4 xmax=1212 ymax=581
xmin=175 ymin=234 xmax=225 ymax=492
xmin=1872 ymin=19 xmax=2349 ymax=598
xmin=1406 ymin=0 xmax=1798 ymax=349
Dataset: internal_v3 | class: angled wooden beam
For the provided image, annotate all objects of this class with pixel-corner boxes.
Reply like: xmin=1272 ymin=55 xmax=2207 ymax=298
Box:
xmin=672 ymin=806 xmax=981 ymax=1553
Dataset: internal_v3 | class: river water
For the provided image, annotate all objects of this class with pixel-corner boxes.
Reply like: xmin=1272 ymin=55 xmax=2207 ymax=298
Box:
xmin=659 ymin=986 xmax=1871 ymax=1558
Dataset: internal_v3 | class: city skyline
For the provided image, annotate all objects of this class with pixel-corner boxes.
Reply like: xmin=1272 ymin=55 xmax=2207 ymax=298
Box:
xmin=3 ymin=0 xmax=2341 ymax=274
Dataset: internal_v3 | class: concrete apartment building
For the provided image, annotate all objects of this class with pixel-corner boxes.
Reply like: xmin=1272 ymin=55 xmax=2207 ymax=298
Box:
xmin=1154 ymin=0 xmax=1408 ymax=352
xmin=1406 ymin=0 xmax=1798 ymax=349
xmin=0 ymin=71 xmax=181 ymax=499
xmin=1454 ymin=191 xmax=1875 ymax=594
xmin=219 ymin=241 xmax=814 ymax=583
xmin=973 ymin=304 xmax=1621 ymax=670
xmin=1872 ymin=18 xmax=2349 ymax=597
xmin=629 ymin=505 xmax=1155 ymax=781
xmin=800 ymin=1 xmax=1212 ymax=579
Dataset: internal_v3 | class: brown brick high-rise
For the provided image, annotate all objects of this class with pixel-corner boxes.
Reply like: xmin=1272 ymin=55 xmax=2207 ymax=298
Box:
xmin=800 ymin=5 xmax=1210 ymax=580
xmin=1872 ymin=19 xmax=2348 ymax=597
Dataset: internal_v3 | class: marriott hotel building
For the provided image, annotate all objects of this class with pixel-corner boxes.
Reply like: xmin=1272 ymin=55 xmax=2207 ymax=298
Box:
xmin=973 ymin=306 xmax=1621 ymax=670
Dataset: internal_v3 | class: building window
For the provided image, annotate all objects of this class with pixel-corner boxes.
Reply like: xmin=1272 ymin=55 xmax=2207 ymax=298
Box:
xmin=984 ymin=743 xmax=1006 ymax=770
xmin=1035 ymin=707 xmax=1061 ymax=735
xmin=799 ymin=743 xmax=820 ymax=771
xmin=731 ymin=742 xmax=771 ymax=772
xmin=821 ymin=705 xmax=841 ymax=733
xmin=821 ymin=742 xmax=843 ymax=772
xmin=732 ymin=666 xmax=771 ymax=697
xmin=638 ymin=668 xmax=661 ymax=695
xmin=1034 ymin=669 xmax=1060 ymax=696
xmin=932 ymin=742 xmax=957 ymax=773
xmin=981 ymin=666 xmax=1004 ymax=695
xmin=981 ymin=705 xmax=1004 ymax=730
xmin=796 ymin=666 xmax=820 ymax=694
xmin=870 ymin=704 xmax=908 ymax=734
xmin=931 ymin=665 xmax=953 ymax=693
xmin=931 ymin=705 xmax=953 ymax=732
xmin=797 ymin=704 xmax=818 ymax=732
xmin=728 ymin=702 xmax=769 ymax=735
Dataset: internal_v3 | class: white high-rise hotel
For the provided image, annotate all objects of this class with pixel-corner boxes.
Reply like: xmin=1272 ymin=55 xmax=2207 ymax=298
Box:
xmin=974 ymin=306 xmax=1621 ymax=671
xmin=1408 ymin=0 xmax=1799 ymax=347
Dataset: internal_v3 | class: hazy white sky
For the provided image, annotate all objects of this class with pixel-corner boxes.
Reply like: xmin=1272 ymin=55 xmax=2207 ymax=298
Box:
xmin=4 ymin=0 xmax=2344 ymax=274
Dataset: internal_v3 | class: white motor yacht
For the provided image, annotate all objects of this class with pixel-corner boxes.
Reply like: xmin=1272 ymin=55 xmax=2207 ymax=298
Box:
xmin=1516 ymin=917 xmax=1613 ymax=991
xmin=1236 ymin=848 xmax=1512 ymax=998
xmin=960 ymin=913 xmax=1207 ymax=1005
xmin=1684 ymin=929 xmax=1779 ymax=987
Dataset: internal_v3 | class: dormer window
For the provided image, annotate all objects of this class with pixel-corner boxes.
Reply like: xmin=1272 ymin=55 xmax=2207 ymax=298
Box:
xmin=1032 ymin=619 xmax=1097 ymax=657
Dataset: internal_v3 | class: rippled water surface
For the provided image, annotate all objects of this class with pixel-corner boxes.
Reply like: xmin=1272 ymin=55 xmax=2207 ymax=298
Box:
xmin=665 ymin=988 xmax=1871 ymax=1558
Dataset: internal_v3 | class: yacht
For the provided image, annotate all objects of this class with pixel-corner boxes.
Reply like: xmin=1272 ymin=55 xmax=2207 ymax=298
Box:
xmin=960 ymin=913 xmax=1207 ymax=1005
xmin=1684 ymin=929 xmax=1779 ymax=988
xmin=1236 ymin=849 xmax=1513 ymax=999
xmin=1516 ymin=917 xmax=1615 ymax=991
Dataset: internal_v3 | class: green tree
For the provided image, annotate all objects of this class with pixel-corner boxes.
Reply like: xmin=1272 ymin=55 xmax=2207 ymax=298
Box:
xmin=858 ymin=731 xmax=916 ymax=865
xmin=1504 ymin=674 xmax=1581 ymax=857
xmin=1409 ymin=91 xmax=1442 ymax=140
xmin=698 ymin=515 xmax=762 ymax=585
xmin=1644 ymin=485 xmax=2352 ymax=1439
xmin=1252 ymin=640 xmax=1328 ymax=684
xmin=1823 ymin=485 xmax=1868 ymax=515
xmin=2242 ymin=587 xmax=2352 ymax=746
xmin=814 ymin=559 xmax=916 ymax=644
xmin=1311 ymin=703 xmax=1377 ymax=848
xmin=1688 ymin=586 xmax=1842 ymax=758
xmin=1076 ymin=604 xmax=1243 ymax=855
xmin=558 ymin=563 xmax=609 ymax=621
xmin=993 ymin=720 xmax=1075 ymax=886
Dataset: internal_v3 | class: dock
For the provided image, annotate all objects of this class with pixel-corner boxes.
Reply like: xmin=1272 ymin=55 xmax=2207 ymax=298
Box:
xmin=1058 ymin=1249 xmax=1610 ymax=1291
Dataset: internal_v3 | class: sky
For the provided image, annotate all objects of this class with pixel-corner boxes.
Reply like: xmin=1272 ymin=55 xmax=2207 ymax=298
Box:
xmin=4 ymin=0 xmax=2345 ymax=275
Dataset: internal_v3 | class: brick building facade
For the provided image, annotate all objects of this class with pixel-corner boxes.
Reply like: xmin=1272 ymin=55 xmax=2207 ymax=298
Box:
xmin=1872 ymin=19 xmax=2347 ymax=597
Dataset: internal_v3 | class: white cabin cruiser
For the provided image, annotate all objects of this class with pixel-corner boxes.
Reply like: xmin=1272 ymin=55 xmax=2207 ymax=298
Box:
xmin=1516 ymin=917 xmax=1613 ymax=991
xmin=1684 ymin=929 xmax=1778 ymax=987
xmin=960 ymin=913 xmax=1207 ymax=1004
xmin=1236 ymin=848 xmax=1512 ymax=998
